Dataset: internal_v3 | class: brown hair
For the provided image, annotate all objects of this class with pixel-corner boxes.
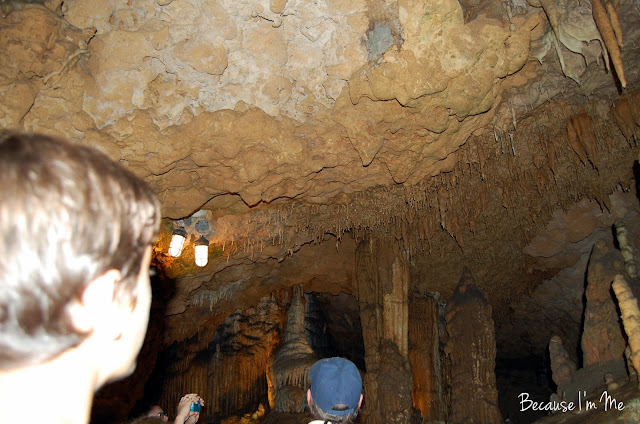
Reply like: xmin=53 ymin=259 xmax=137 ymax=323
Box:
xmin=308 ymin=397 xmax=360 ymax=423
xmin=0 ymin=133 xmax=161 ymax=370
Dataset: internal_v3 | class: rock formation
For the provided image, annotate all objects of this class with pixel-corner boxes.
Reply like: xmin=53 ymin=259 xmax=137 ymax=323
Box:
xmin=153 ymin=296 xmax=280 ymax=421
xmin=581 ymin=239 xmax=626 ymax=369
xmin=612 ymin=274 xmax=640 ymax=386
xmin=615 ymin=219 xmax=639 ymax=279
xmin=544 ymin=238 xmax=629 ymax=406
xmin=1 ymin=0 xmax=640 ymax=422
xmin=548 ymin=335 xmax=577 ymax=399
xmin=268 ymin=285 xmax=319 ymax=413
xmin=408 ymin=293 xmax=448 ymax=421
xmin=372 ymin=340 xmax=415 ymax=423
xmin=445 ymin=268 xmax=502 ymax=424
xmin=356 ymin=239 xmax=414 ymax=423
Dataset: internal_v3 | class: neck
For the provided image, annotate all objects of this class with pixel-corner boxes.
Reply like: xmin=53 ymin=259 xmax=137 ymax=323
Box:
xmin=0 ymin=347 xmax=98 ymax=424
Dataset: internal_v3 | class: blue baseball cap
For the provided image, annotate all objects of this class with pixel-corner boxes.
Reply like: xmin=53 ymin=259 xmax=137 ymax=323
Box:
xmin=308 ymin=357 xmax=362 ymax=416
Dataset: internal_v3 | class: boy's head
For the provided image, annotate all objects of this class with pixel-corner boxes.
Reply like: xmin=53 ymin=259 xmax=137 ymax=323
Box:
xmin=0 ymin=133 xmax=161 ymax=373
xmin=307 ymin=357 xmax=363 ymax=423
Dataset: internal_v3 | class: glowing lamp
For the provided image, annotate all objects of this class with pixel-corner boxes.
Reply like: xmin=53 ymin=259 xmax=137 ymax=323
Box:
xmin=168 ymin=227 xmax=187 ymax=257
xmin=194 ymin=235 xmax=209 ymax=267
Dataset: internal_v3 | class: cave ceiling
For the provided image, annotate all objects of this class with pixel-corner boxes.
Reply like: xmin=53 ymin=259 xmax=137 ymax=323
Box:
xmin=2 ymin=0 xmax=640 ymax=352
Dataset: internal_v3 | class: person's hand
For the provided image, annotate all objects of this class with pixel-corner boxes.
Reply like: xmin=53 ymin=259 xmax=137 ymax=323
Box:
xmin=174 ymin=393 xmax=204 ymax=424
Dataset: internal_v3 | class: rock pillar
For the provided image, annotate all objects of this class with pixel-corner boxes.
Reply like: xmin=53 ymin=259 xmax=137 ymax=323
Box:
xmin=408 ymin=293 xmax=447 ymax=421
xmin=356 ymin=239 xmax=414 ymax=424
xmin=549 ymin=335 xmax=577 ymax=399
xmin=612 ymin=274 xmax=640 ymax=386
xmin=581 ymin=239 xmax=626 ymax=368
xmin=445 ymin=267 xmax=502 ymax=424
xmin=268 ymin=285 xmax=319 ymax=413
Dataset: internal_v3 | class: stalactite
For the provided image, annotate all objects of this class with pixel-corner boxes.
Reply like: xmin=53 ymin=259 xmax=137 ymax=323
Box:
xmin=591 ymin=0 xmax=626 ymax=87
xmin=612 ymin=91 xmax=640 ymax=141
xmin=182 ymin=92 xmax=640 ymax=283
xmin=568 ymin=113 xmax=599 ymax=168
xmin=476 ymin=137 xmax=486 ymax=180
xmin=437 ymin=187 xmax=448 ymax=232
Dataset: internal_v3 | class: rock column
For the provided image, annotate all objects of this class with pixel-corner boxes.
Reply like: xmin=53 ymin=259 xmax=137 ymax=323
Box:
xmin=581 ymin=239 xmax=626 ymax=368
xmin=612 ymin=274 xmax=640 ymax=386
xmin=549 ymin=335 xmax=576 ymax=399
xmin=408 ymin=293 xmax=447 ymax=421
xmin=268 ymin=285 xmax=319 ymax=413
xmin=445 ymin=268 xmax=502 ymax=424
xmin=356 ymin=239 xmax=414 ymax=424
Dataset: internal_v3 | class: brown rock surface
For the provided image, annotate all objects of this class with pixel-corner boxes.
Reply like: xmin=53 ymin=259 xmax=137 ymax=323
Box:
xmin=445 ymin=268 xmax=502 ymax=424
xmin=3 ymin=0 xmax=640 ymax=421
xmin=409 ymin=294 xmax=447 ymax=421
xmin=549 ymin=335 xmax=577 ymax=397
xmin=581 ymin=239 xmax=626 ymax=368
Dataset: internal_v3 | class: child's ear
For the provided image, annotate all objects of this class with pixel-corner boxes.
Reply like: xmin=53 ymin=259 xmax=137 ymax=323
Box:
xmin=67 ymin=269 xmax=121 ymax=334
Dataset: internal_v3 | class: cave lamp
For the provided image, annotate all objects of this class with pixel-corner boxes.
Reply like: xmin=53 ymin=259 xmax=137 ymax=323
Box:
xmin=194 ymin=235 xmax=209 ymax=267
xmin=168 ymin=227 xmax=188 ymax=257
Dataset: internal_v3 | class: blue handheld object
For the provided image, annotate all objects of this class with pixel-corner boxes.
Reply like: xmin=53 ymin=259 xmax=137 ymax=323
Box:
xmin=190 ymin=400 xmax=201 ymax=412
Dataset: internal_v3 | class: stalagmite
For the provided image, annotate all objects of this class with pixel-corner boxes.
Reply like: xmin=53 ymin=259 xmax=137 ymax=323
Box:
xmin=612 ymin=274 xmax=640 ymax=386
xmin=268 ymin=285 xmax=319 ymax=413
xmin=383 ymin=253 xmax=409 ymax=356
xmin=549 ymin=335 xmax=577 ymax=398
xmin=445 ymin=267 xmax=502 ymax=424
xmin=356 ymin=240 xmax=413 ymax=424
xmin=582 ymin=239 xmax=627 ymax=368
xmin=614 ymin=219 xmax=638 ymax=279
xmin=408 ymin=294 xmax=447 ymax=421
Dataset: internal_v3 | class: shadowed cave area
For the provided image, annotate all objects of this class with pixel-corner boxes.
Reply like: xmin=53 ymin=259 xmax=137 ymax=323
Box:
xmin=4 ymin=0 xmax=640 ymax=423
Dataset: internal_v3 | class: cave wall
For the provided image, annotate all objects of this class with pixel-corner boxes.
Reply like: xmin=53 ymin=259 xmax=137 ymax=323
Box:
xmin=152 ymin=295 xmax=281 ymax=421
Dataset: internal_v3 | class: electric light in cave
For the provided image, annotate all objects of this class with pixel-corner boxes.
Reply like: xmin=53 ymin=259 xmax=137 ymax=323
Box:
xmin=168 ymin=227 xmax=188 ymax=257
xmin=194 ymin=235 xmax=209 ymax=267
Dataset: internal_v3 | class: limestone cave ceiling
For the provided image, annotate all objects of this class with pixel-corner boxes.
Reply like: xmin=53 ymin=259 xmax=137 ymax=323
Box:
xmin=2 ymin=0 xmax=640 ymax=355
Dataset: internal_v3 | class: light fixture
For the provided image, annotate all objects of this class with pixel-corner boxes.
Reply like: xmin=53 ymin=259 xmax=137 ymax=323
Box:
xmin=168 ymin=227 xmax=187 ymax=257
xmin=194 ymin=235 xmax=209 ymax=267
xmin=167 ymin=212 xmax=214 ymax=266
